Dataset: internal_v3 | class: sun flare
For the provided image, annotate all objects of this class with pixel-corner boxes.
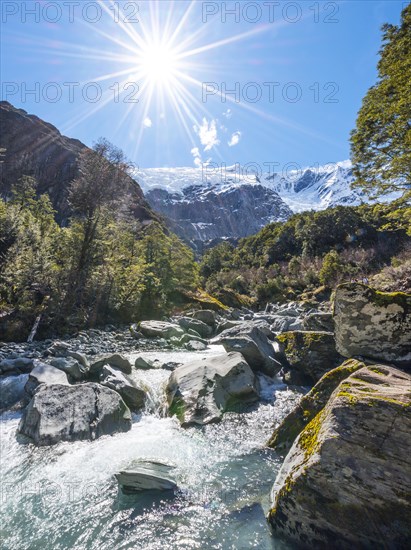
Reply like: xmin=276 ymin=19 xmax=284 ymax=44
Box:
xmin=138 ymin=42 xmax=180 ymax=85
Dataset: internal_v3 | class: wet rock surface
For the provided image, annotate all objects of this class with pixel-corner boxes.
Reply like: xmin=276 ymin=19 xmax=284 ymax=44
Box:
xmin=18 ymin=383 xmax=132 ymax=445
xmin=268 ymin=365 xmax=411 ymax=548
xmin=166 ymin=352 xmax=259 ymax=426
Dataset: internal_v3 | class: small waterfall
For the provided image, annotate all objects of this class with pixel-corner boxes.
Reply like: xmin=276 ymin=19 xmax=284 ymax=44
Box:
xmin=131 ymin=368 xmax=170 ymax=418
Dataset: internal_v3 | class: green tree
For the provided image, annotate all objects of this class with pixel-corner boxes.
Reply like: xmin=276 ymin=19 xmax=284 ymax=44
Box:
xmin=319 ymin=251 xmax=345 ymax=287
xmin=350 ymin=4 xmax=411 ymax=197
xmin=65 ymin=138 xmax=132 ymax=310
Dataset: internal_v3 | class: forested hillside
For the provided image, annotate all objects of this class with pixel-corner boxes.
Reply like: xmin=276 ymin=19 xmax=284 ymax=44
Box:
xmin=200 ymin=203 xmax=411 ymax=308
xmin=0 ymin=141 xmax=199 ymax=341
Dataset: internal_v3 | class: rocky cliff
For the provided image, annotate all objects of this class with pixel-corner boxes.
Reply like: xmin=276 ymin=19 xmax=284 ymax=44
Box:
xmin=145 ymin=183 xmax=292 ymax=246
xmin=0 ymin=101 xmax=155 ymax=223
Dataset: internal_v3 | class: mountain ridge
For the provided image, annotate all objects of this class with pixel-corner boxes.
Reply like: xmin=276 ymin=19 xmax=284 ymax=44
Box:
xmin=0 ymin=101 xmax=155 ymax=224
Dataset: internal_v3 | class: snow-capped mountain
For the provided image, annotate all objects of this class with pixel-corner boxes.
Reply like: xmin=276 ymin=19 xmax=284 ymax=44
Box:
xmin=140 ymin=173 xmax=292 ymax=247
xmin=135 ymin=161 xmax=396 ymax=246
xmin=263 ymin=160 xmax=364 ymax=211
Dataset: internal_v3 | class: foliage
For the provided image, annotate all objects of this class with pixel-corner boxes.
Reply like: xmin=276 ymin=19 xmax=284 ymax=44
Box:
xmin=0 ymin=142 xmax=199 ymax=340
xmin=350 ymin=4 xmax=411 ymax=199
xmin=200 ymin=203 xmax=411 ymax=305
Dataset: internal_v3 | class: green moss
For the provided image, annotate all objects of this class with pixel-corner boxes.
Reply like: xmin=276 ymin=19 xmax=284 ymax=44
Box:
xmin=368 ymin=366 xmax=387 ymax=375
xmin=267 ymin=359 xmax=366 ymax=453
xmin=298 ymin=409 xmax=325 ymax=461
xmin=371 ymin=288 xmax=411 ymax=311
xmin=302 ymin=332 xmax=329 ymax=345
xmin=168 ymin=396 xmax=186 ymax=422
xmin=336 ymin=390 xmax=358 ymax=404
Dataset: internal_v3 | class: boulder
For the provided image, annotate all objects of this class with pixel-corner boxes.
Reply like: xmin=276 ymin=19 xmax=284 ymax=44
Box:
xmin=18 ymin=383 xmax=132 ymax=446
xmin=184 ymin=340 xmax=207 ymax=351
xmin=166 ymin=352 xmax=258 ymax=426
xmin=215 ymin=319 xmax=241 ymax=334
xmin=302 ymin=311 xmax=334 ymax=332
xmin=115 ymin=461 xmax=177 ymax=494
xmin=50 ymin=357 xmax=89 ymax=381
xmin=139 ymin=320 xmax=184 ymax=339
xmin=276 ymin=331 xmax=343 ymax=385
xmin=89 ymin=353 xmax=132 ymax=375
xmin=267 ymin=359 xmax=366 ymax=454
xmin=333 ymin=283 xmax=411 ymax=367
xmin=0 ymin=357 xmax=33 ymax=375
xmin=268 ymin=365 xmax=411 ymax=548
xmin=178 ymin=317 xmax=212 ymax=338
xmin=130 ymin=324 xmax=144 ymax=339
xmin=67 ymin=350 xmax=89 ymax=369
xmin=25 ymin=361 xmax=70 ymax=396
xmin=161 ymin=361 xmax=182 ymax=371
xmin=192 ymin=309 xmax=216 ymax=327
xmin=178 ymin=333 xmax=208 ymax=347
xmin=134 ymin=356 xmax=155 ymax=370
xmin=99 ymin=365 xmax=146 ymax=411
xmin=217 ymin=325 xmax=282 ymax=376
xmin=0 ymin=373 xmax=29 ymax=410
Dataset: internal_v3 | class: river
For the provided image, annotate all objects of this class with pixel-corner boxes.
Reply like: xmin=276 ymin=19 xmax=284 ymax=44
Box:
xmin=0 ymin=344 xmax=302 ymax=549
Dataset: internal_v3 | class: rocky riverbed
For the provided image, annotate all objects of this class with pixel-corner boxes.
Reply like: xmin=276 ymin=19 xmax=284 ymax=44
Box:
xmin=0 ymin=283 xmax=410 ymax=549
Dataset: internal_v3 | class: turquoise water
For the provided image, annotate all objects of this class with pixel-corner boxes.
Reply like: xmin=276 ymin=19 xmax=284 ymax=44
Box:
xmin=0 ymin=346 xmax=300 ymax=549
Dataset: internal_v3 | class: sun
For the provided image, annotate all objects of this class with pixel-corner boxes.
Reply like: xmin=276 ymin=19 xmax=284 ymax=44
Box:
xmin=138 ymin=41 xmax=180 ymax=85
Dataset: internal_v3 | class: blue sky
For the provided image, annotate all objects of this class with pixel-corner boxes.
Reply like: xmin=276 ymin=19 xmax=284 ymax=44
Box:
xmin=0 ymin=0 xmax=406 ymax=170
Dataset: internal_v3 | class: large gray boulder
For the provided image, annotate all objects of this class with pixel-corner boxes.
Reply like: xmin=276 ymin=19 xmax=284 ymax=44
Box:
xmin=25 ymin=361 xmax=70 ymax=396
xmin=166 ymin=352 xmax=258 ymax=426
xmin=192 ymin=309 xmax=216 ymax=327
xmin=333 ymin=283 xmax=411 ymax=367
xmin=276 ymin=331 xmax=343 ymax=385
xmin=99 ymin=365 xmax=146 ymax=411
xmin=0 ymin=357 xmax=33 ymax=375
xmin=216 ymin=325 xmax=282 ymax=376
xmin=115 ymin=461 xmax=177 ymax=494
xmin=50 ymin=356 xmax=89 ymax=381
xmin=268 ymin=365 xmax=411 ymax=548
xmin=178 ymin=316 xmax=212 ymax=338
xmin=139 ymin=321 xmax=184 ymax=339
xmin=18 ymin=383 xmax=132 ymax=446
xmin=0 ymin=374 xmax=29 ymax=410
xmin=89 ymin=353 xmax=132 ymax=375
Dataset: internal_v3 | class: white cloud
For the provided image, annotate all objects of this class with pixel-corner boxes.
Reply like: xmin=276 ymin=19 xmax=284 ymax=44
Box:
xmin=228 ymin=131 xmax=241 ymax=147
xmin=143 ymin=116 xmax=152 ymax=128
xmin=190 ymin=146 xmax=212 ymax=168
xmin=194 ymin=118 xmax=220 ymax=151
xmin=191 ymin=147 xmax=202 ymax=167
xmin=223 ymin=108 xmax=232 ymax=118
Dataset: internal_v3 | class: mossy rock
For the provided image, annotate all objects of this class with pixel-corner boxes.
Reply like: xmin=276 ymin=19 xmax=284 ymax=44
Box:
xmin=268 ymin=365 xmax=411 ymax=547
xmin=277 ymin=330 xmax=343 ymax=385
xmin=267 ymin=358 xmax=366 ymax=453
xmin=333 ymin=283 xmax=411 ymax=367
